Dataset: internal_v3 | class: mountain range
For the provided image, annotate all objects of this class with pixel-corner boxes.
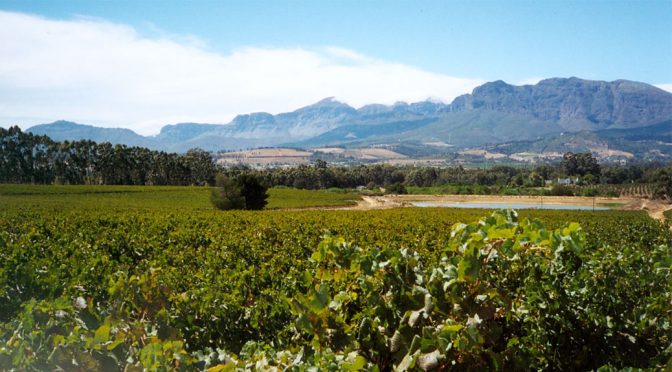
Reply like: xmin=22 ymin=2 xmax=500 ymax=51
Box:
xmin=26 ymin=77 xmax=672 ymax=160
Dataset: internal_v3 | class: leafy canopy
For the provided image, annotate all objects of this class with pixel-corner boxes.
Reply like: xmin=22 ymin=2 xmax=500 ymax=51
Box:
xmin=210 ymin=173 xmax=269 ymax=210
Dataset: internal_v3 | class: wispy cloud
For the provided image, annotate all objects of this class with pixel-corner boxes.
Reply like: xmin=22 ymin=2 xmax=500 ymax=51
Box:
xmin=0 ymin=11 xmax=483 ymax=135
xmin=655 ymin=84 xmax=672 ymax=93
xmin=515 ymin=77 xmax=544 ymax=86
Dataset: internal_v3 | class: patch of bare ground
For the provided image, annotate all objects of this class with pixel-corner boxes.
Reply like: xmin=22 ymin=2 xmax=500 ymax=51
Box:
xmin=386 ymin=194 xmax=637 ymax=207
xmin=621 ymin=198 xmax=672 ymax=226
xmin=458 ymin=149 xmax=507 ymax=159
xmin=350 ymin=196 xmax=407 ymax=210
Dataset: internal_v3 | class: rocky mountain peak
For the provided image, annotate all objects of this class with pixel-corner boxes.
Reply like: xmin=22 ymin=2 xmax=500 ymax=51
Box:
xmin=230 ymin=112 xmax=276 ymax=126
xmin=299 ymin=97 xmax=354 ymax=111
xmin=450 ymin=77 xmax=672 ymax=130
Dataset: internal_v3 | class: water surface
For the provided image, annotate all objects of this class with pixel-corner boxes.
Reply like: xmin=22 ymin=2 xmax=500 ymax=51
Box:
xmin=412 ymin=201 xmax=608 ymax=211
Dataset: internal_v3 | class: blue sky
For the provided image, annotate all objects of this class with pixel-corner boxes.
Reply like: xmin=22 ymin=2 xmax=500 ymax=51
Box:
xmin=0 ymin=0 xmax=670 ymax=134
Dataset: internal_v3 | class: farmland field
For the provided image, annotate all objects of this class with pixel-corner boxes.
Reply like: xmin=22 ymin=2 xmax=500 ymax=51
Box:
xmin=0 ymin=184 xmax=360 ymax=211
xmin=0 ymin=185 xmax=670 ymax=370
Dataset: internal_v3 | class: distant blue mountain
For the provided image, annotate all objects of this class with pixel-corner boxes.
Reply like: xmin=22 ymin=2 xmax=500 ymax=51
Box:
xmin=26 ymin=78 xmax=672 ymax=156
xmin=28 ymin=121 xmax=153 ymax=148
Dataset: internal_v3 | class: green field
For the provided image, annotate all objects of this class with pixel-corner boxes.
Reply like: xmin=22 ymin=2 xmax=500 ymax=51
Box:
xmin=265 ymin=187 xmax=360 ymax=209
xmin=0 ymin=184 xmax=360 ymax=211
xmin=0 ymin=185 xmax=670 ymax=370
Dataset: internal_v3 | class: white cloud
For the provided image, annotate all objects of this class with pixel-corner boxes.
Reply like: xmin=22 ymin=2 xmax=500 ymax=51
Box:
xmin=0 ymin=11 xmax=484 ymax=135
xmin=655 ymin=84 xmax=672 ymax=93
xmin=515 ymin=77 xmax=544 ymax=86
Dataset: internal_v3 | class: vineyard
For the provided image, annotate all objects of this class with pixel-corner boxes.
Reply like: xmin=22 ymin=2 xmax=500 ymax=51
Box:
xmin=0 ymin=187 xmax=671 ymax=370
xmin=0 ymin=185 xmax=360 ymax=212
xmin=578 ymin=183 xmax=658 ymax=198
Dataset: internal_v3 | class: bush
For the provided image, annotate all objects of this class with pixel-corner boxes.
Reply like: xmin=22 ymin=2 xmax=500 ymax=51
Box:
xmin=550 ymin=184 xmax=575 ymax=196
xmin=385 ymin=182 xmax=407 ymax=195
xmin=456 ymin=185 xmax=472 ymax=195
xmin=237 ymin=174 xmax=269 ymax=210
xmin=210 ymin=174 xmax=245 ymax=210
xmin=211 ymin=174 xmax=268 ymax=210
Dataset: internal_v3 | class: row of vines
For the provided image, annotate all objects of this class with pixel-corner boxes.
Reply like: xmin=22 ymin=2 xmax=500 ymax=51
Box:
xmin=577 ymin=183 xmax=658 ymax=198
xmin=0 ymin=207 xmax=671 ymax=370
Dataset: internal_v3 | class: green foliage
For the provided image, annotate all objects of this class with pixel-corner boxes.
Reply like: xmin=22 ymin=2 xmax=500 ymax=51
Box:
xmin=0 ymin=126 xmax=216 ymax=186
xmin=549 ymin=184 xmax=575 ymax=196
xmin=561 ymin=152 xmax=601 ymax=177
xmin=0 ymin=184 xmax=361 ymax=212
xmin=223 ymin=210 xmax=670 ymax=370
xmin=651 ymin=168 xmax=671 ymax=200
xmin=526 ymin=171 xmax=544 ymax=187
xmin=236 ymin=174 xmax=269 ymax=210
xmin=211 ymin=174 xmax=269 ymax=210
xmin=0 ymin=270 xmax=192 ymax=370
xmin=580 ymin=188 xmax=599 ymax=197
xmin=210 ymin=174 xmax=245 ymax=210
xmin=385 ymin=182 xmax=408 ymax=194
xmin=0 ymin=194 xmax=670 ymax=370
xmin=265 ymin=188 xmax=360 ymax=209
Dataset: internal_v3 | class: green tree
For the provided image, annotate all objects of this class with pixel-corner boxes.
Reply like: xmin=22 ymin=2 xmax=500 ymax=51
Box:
xmin=210 ymin=173 xmax=268 ymax=210
xmin=650 ymin=167 xmax=671 ymax=200
xmin=561 ymin=152 xmax=601 ymax=177
xmin=526 ymin=171 xmax=544 ymax=187
xmin=385 ymin=182 xmax=407 ymax=194
xmin=210 ymin=174 xmax=245 ymax=210
xmin=183 ymin=148 xmax=216 ymax=186
xmin=237 ymin=174 xmax=269 ymax=210
xmin=550 ymin=184 xmax=575 ymax=196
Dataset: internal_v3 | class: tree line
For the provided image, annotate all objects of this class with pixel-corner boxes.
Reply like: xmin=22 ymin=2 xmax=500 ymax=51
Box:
xmin=223 ymin=157 xmax=669 ymax=190
xmin=2 ymin=126 xmax=669 ymax=199
xmin=0 ymin=126 xmax=216 ymax=185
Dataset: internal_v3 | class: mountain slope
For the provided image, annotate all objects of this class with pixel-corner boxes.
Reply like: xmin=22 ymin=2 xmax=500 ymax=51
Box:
xmin=27 ymin=121 xmax=153 ymax=148
xmin=485 ymin=120 xmax=672 ymax=159
xmin=340 ymin=77 xmax=672 ymax=149
xmin=451 ymin=77 xmax=672 ymax=131
xmin=25 ymin=77 xmax=672 ymax=155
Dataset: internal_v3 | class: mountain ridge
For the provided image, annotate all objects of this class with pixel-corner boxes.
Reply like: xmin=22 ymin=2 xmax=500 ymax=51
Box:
xmin=25 ymin=77 xmax=672 ymax=157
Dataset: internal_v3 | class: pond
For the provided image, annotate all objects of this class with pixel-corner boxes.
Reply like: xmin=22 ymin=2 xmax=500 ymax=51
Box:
xmin=411 ymin=201 xmax=609 ymax=211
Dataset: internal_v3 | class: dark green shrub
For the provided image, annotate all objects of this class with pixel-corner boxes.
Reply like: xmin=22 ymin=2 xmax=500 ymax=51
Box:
xmin=237 ymin=174 xmax=269 ymax=210
xmin=210 ymin=174 xmax=246 ymax=210
xmin=211 ymin=173 xmax=268 ymax=210
xmin=385 ymin=182 xmax=407 ymax=195
xmin=550 ymin=184 xmax=575 ymax=196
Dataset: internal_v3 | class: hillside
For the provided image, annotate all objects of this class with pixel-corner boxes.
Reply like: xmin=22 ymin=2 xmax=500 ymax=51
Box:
xmin=451 ymin=78 xmax=672 ymax=131
xmin=484 ymin=120 xmax=672 ymax=160
xmin=27 ymin=121 xmax=153 ymax=148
